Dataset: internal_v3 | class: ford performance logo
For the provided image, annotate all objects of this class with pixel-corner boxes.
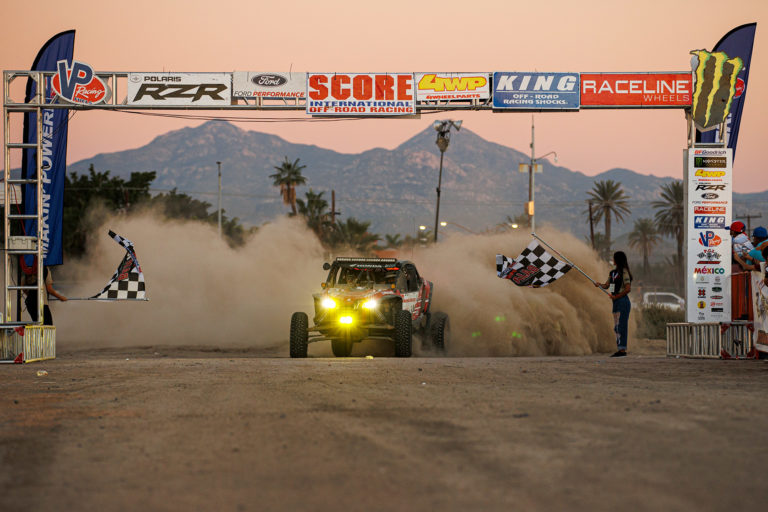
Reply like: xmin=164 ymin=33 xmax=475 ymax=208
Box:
xmin=701 ymin=193 xmax=719 ymax=199
xmin=251 ymin=74 xmax=287 ymax=87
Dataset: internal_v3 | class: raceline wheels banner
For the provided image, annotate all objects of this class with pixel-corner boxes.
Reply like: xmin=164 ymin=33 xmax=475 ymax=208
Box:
xmin=686 ymin=147 xmax=732 ymax=323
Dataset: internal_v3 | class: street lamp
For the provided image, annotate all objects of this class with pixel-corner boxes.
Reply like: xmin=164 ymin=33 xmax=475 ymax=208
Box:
xmin=432 ymin=119 xmax=462 ymax=243
xmin=518 ymin=116 xmax=557 ymax=233
xmin=216 ymin=161 xmax=222 ymax=239
xmin=440 ymin=220 xmax=478 ymax=235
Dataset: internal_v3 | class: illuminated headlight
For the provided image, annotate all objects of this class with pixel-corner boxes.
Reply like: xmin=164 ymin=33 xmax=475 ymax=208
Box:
xmin=321 ymin=297 xmax=337 ymax=309
xmin=362 ymin=299 xmax=378 ymax=310
xmin=339 ymin=316 xmax=353 ymax=325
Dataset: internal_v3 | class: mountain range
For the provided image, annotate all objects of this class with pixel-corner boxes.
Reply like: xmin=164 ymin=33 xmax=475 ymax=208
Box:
xmin=66 ymin=121 xmax=768 ymax=246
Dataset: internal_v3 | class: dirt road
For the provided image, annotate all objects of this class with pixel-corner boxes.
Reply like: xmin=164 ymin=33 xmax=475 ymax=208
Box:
xmin=2 ymin=343 xmax=767 ymax=512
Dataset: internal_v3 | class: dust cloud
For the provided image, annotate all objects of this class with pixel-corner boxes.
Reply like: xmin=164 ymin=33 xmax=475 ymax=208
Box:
xmin=54 ymin=212 xmax=630 ymax=356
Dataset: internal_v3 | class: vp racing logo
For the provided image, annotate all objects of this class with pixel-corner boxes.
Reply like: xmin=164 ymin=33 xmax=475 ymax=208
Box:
xmin=51 ymin=60 xmax=108 ymax=104
xmin=691 ymin=49 xmax=743 ymax=131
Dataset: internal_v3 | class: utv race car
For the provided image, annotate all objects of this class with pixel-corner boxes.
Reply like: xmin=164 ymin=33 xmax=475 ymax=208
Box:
xmin=289 ymin=257 xmax=449 ymax=358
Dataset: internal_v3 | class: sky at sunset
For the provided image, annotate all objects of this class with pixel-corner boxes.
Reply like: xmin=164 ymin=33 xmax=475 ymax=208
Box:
xmin=2 ymin=0 xmax=766 ymax=192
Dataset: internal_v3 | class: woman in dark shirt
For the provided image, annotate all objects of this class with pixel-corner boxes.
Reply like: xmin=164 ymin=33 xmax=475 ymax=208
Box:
xmin=595 ymin=251 xmax=633 ymax=357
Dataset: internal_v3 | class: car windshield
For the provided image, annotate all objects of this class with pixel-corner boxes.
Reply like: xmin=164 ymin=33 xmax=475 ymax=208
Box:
xmin=329 ymin=267 xmax=396 ymax=289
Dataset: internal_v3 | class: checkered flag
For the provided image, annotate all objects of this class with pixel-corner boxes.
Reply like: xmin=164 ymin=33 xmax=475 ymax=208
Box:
xmin=89 ymin=231 xmax=147 ymax=300
xmin=496 ymin=239 xmax=572 ymax=288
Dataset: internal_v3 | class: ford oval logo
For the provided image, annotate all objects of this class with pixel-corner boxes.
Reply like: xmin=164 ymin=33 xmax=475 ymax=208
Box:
xmin=251 ymin=74 xmax=287 ymax=87
xmin=701 ymin=193 xmax=719 ymax=199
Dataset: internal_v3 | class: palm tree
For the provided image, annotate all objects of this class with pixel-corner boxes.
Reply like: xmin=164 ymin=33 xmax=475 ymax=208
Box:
xmin=269 ymin=156 xmax=307 ymax=215
xmin=652 ymin=181 xmax=684 ymax=267
xmin=629 ymin=218 xmax=661 ymax=274
xmin=330 ymin=218 xmax=380 ymax=254
xmin=296 ymin=188 xmax=331 ymax=238
xmin=586 ymin=180 xmax=631 ymax=254
xmin=384 ymin=234 xmax=403 ymax=248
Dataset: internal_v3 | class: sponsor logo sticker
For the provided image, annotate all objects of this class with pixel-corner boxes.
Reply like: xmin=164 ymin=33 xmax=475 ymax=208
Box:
xmin=51 ymin=60 xmax=107 ymax=104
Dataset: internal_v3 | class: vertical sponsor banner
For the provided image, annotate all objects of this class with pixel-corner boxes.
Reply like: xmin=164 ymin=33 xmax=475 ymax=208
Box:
xmin=750 ymin=265 xmax=768 ymax=352
xmin=686 ymin=148 xmax=732 ymax=322
xmin=22 ymin=30 xmax=76 ymax=267
xmin=695 ymin=23 xmax=756 ymax=160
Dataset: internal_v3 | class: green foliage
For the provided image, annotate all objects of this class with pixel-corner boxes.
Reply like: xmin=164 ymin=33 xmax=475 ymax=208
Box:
xmin=269 ymin=156 xmax=307 ymax=215
xmin=652 ymin=180 xmax=684 ymax=268
xmin=628 ymin=218 xmax=661 ymax=273
xmin=64 ymin=165 xmax=156 ymax=257
xmin=636 ymin=304 xmax=685 ymax=339
xmin=296 ymin=188 xmax=332 ymax=239
xmin=586 ymin=180 xmax=631 ymax=253
xmin=327 ymin=217 xmax=380 ymax=254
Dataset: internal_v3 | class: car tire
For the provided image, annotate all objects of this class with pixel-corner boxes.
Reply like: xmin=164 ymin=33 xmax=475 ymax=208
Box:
xmin=331 ymin=339 xmax=353 ymax=357
xmin=430 ymin=312 xmax=449 ymax=353
xmin=289 ymin=312 xmax=308 ymax=358
xmin=394 ymin=310 xmax=412 ymax=357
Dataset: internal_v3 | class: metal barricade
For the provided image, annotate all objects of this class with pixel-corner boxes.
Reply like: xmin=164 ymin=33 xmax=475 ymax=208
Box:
xmin=0 ymin=325 xmax=55 ymax=363
xmin=666 ymin=321 xmax=753 ymax=358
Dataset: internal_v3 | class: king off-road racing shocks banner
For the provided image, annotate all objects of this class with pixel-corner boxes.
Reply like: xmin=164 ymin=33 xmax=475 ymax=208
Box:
xmin=21 ymin=30 xmax=75 ymax=266
xmin=307 ymin=73 xmax=415 ymax=115
xmin=695 ymin=23 xmax=756 ymax=160
xmin=232 ymin=72 xmax=307 ymax=99
xmin=686 ymin=148 xmax=733 ymax=323
xmin=126 ymin=73 xmax=231 ymax=106
xmin=492 ymin=72 xmax=580 ymax=110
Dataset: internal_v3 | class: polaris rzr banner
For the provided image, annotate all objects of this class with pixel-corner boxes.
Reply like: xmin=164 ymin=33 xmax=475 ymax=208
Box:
xmin=695 ymin=23 xmax=756 ymax=160
xmin=22 ymin=29 xmax=75 ymax=267
xmin=127 ymin=73 xmax=231 ymax=106
xmin=307 ymin=73 xmax=415 ymax=116
xmin=685 ymin=147 xmax=732 ymax=323
xmin=232 ymin=72 xmax=306 ymax=98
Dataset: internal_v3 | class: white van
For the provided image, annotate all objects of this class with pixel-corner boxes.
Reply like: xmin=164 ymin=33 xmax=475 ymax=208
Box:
xmin=642 ymin=292 xmax=685 ymax=311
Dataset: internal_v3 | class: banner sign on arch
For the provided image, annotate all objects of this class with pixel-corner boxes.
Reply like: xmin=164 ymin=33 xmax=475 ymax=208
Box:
xmin=232 ymin=72 xmax=306 ymax=99
xmin=127 ymin=73 xmax=231 ymax=106
xmin=415 ymin=72 xmax=490 ymax=101
xmin=581 ymin=73 xmax=692 ymax=107
xmin=307 ymin=73 xmax=415 ymax=116
xmin=492 ymin=72 xmax=580 ymax=110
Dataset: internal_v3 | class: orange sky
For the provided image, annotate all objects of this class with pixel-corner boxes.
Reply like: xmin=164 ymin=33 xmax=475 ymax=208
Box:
xmin=2 ymin=0 xmax=766 ymax=192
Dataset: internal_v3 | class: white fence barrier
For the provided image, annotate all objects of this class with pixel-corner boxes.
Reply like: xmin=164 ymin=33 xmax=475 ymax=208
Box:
xmin=666 ymin=322 xmax=752 ymax=358
xmin=0 ymin=325 xmax=55 ymax=363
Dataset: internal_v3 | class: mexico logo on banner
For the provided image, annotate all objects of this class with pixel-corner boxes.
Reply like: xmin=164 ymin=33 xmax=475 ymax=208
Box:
xmin=307 ymin=73 xmax=415 ymax=116
xmin=580 ymin=73 xmax=692 ymax=107
xmin=415 ymin=73 xmax=490 ymax=101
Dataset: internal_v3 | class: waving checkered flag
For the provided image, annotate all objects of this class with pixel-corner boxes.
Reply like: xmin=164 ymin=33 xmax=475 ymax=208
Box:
xmin=496 ymin=239 xmax=572 ymax=287
xmin=89 ymin=231 xmax=147 ymax=300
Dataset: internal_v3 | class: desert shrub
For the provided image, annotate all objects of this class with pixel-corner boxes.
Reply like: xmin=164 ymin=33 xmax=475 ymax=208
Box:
xmin=636 ymin=304 xmax=685 ymax=339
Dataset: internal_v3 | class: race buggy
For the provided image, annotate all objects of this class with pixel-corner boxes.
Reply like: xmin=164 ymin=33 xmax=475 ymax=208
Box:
xmin=289 ymin=257 xmax=449 ymax=358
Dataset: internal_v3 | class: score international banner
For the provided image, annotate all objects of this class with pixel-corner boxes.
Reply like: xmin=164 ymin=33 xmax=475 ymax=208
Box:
xmin=414 ymin=72 xmax=490 ymax=101
xmin=581 ymin=73 xmax=692 ymax=107
xmin=307 ymin=73 xmax=415 ymax=116
xmin=686 ymin=147 xmax=732 ymax=323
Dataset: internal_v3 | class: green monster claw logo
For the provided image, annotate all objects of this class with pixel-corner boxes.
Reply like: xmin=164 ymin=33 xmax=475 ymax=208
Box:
xmin=690 ymin=50 xmax=743 ymax=131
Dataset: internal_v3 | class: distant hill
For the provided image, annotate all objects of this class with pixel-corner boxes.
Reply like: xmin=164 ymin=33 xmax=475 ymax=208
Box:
xmin=66 ymin=121 xmax=768 ymax=253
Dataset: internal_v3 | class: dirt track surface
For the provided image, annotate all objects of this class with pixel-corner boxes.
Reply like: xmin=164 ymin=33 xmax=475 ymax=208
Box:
xmin=2 ymin=343 xmax=768 ymax=512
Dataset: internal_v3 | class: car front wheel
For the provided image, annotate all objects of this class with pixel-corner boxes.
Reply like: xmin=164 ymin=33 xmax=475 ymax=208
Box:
xmin=394 ymin=310 xmax=412 ymax=357
xmin=289 ymin=312 xmax=308 ymax=358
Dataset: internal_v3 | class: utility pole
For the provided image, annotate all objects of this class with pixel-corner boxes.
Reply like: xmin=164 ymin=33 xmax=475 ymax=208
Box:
xmin=331 ymin=190 xmax=341 ymax=225
xmin=736 ymin=212 xmax=762 ymax=234
xmin=528 ymin=116 xmax=535 ymax=233
xmin=216 ymin=161 xmax=222 ymax=239
xmin=588 ymin=200 xmax=595 ymax=249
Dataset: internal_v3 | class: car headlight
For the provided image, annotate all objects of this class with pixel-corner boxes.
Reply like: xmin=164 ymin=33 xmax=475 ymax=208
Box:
xmin=362 ymin=299 xmax=377 ymax=310
xmin=339 ymin=316 xmax=353 ymax=325
xmin=321 ymin=297 xmax=337 ymax=309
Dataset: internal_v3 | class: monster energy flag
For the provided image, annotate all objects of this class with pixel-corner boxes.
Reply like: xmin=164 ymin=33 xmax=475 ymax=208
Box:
xmin=694 ymin=23 xmax=756 ymax=160
xmin=496 ymin=240 xmax=572 ymax=287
